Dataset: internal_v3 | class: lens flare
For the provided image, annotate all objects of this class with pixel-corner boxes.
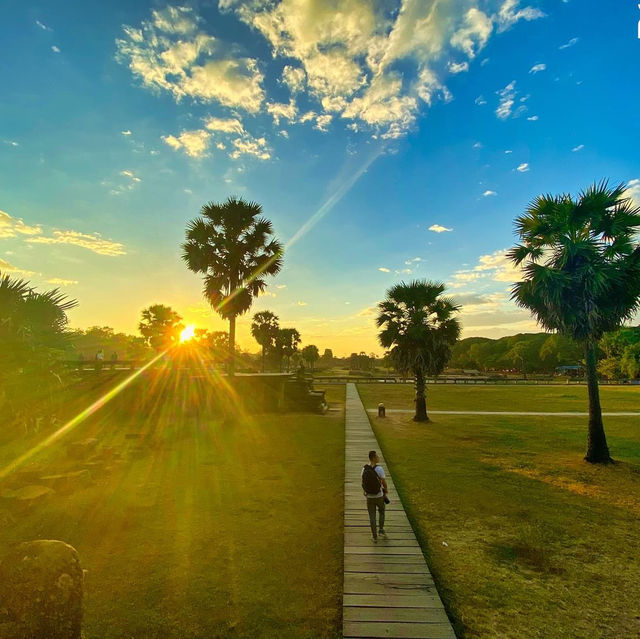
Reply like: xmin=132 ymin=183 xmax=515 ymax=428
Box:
xmin=180 ymin=324 xmax=196 ymax=342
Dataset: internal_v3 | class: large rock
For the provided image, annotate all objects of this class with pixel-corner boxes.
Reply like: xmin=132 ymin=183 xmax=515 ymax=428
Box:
xmin=0 ymin=540 xmax=83 ymax=639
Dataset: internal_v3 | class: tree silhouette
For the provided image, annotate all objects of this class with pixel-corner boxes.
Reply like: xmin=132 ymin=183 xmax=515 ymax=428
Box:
xmin=138 ymin=304 xmax=184 ymax=352
xmin=301 ymin=344 xmax=320 ymax=370
xmin=182 ymin=197 xmax=283 ymax=376
xmin=251 ymin=310 xmax=280 ymax=372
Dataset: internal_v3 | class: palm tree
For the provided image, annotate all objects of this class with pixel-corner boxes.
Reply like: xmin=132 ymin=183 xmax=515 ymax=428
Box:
xmin=377 ymin=280 xmax=461 ymax=421
xmin=251 ymin=310 xmax=279 ymax=372
xmin=301 ymin=344 xmax=320 ymax=370
xmin=275 ymin=328 xmax=301 ymax=372
xmin=507 ymin=180 xmax=640 ymax=463
xmin=0 ymin=273 xmax=77 ymax=422
xmin=182 ymin=197 xmax=283 ymax=376
xmin=138 ymin=304 xmax=184 ymax=352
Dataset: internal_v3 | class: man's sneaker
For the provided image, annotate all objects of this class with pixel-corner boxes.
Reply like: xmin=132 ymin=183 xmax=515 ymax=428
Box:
xmin=372 ymin=535 xmax=378 ymax=543
xmin=379 ymin=529 xmax=387 ymax=537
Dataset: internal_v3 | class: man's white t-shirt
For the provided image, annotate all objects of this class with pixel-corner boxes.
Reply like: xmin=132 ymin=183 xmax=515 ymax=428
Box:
xmin=361 ymin=464 xmax=386 ymax=498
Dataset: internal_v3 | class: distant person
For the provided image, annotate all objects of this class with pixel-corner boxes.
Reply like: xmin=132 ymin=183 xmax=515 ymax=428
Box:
xmin=110 ymin=351 xmax=118 ymax=361
xmin=361 ymin=450 xmax=389 ymax=542
xmin=95 ymin=349 xmax=104 ymax=372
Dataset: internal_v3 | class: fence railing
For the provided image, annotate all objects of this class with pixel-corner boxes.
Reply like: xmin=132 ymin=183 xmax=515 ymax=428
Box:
xmin=312 ymin=375 xmax=639 ymax=386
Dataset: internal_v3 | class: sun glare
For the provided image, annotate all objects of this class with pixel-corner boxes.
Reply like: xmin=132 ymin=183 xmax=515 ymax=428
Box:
xmin=180 ymin=324 xmax=196 ymax=343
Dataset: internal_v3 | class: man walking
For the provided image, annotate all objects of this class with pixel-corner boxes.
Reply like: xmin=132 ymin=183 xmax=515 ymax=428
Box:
xmin=361 ymin=450 xmax=389 ymax=542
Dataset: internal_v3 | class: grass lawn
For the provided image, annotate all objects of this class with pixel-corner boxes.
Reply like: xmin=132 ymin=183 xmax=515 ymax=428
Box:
xmin=365 ymin=382 xmax=640 ymax=413
xmin=357 ymin=384 xmax=640 ymax=638
xmin=0 ymin=382 xmax=345 ymax=639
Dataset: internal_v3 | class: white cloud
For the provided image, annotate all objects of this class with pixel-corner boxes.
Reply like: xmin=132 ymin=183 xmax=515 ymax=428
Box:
xmin=121 ymin=130 xmax=132 ymax=136
xmin=46 ymin=278 xmax=78 ymax=286
xmin=314 ymin=114 xmax=333 ymax=132
xmin=51 ymin=45 xmax=61 ymax=53
xmin=572 ymin=144 xmax=584 ymax=152
xmin=275 ymin=284 xmax=287 ymax=289
xmin=451 ymin=248 xmax=524 ymax=286
xmin=27 ymin=230 xmax=126 ymax=256
xmin=483 ymin=190 xmax=497 ymax=197
xmin=378 ymin=267 xmax=390 ymax=273
xmin=266 ymin=100 xmax=298 ymax=125
xmin=496 ymin=80 xmax=526 ymax=119
xmin=505 ymin=149 xmax=512 ymax=154
xmin=297 ymin=300 xmax=308 ymax=306
xmin=429 ymin=224 xmax=453 ymax=233
xmin=527 ymin=115 xmax=538 ymax=121
xmin=116 ymin=6 xmax=265 ymax=112
xmin=216 ymin=142 xmax=226 ymax=150
xmin=473 ymin=141 xmax=483 ymax=149
xmin=497 ymin=0 xmax=546 ymax=32
xmin=475 ymin=95 xmax=487 ymax=106
xmin=3 ymin=140 xmax=19 ymax=147
xmin=516 ymin=162 xmax=529 ymax=172
xmin=0 ymin=210 xmax=43 ymax=238
xmin=204 ymin=116 xmax=244 ymax=134
xmin=282 ymin=65 xmax=306 ymax=93
xmin=120 ymin=169 xmax=141 ymax=182
xmin=559 ymin=37 xmax=579 ymax=50
xmin=36 ymin=20 xmax=52 ymax=31
xmin=529 ymin=63 xmax=546 ymax=73
xmin=222 ymin=0 xmax=523 ymax=139
xmin=448 ymin=61 xmax=469 ymax=74
xmin=230 ymin=134 xmax=271 ymax=160
xmin=162 ymin=129 xmax=211 ymax=158
xmin=625 ymin=179 xmax=640 ymax=207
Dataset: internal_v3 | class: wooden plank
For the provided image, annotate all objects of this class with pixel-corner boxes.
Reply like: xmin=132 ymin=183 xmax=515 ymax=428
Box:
xmin=344 ymin=607 xmax=450 ymax=623
xmin=345 ymin=546 xmax=424 ymax=556
xmin=344 ymin=594 xmax=443 ymax=608
xmin=344 ymin=621 xmax=456 ymax=638
xmin=343 ymin=383 xmax=455 ymax=639
xmin=344 ymin=574 xmax=435 ymax=595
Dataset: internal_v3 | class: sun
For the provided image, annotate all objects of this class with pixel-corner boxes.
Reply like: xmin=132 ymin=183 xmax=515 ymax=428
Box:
xmin=179 ymin=324 xmax=196 ymax=343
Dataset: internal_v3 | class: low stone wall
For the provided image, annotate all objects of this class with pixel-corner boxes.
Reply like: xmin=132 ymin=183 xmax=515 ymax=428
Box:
xmin=0 ymin=540 xmax=83 ymax=639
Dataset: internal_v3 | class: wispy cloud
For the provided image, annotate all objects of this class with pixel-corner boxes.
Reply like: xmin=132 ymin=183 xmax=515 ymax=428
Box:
xmin=51 ymin=45 xmax=61 ymax=53
xmin=529 ymin=63 xmax=546 ymax=73
xmin=559 ymin=37 xmax=579 ymax=50
xmin=497 ymin=0 xmax=546 ymax=32
xmin=572 ymin=144 xmax=584 ymax=152
xmin=121 ymin=130 xmax=132 ymax=136
xmin=297 ymin=300 xmax=308 ymax=306
xmin=46 ymin=278 xmax=78 ymax=286
xmin=429 ymin=224 xmax=453 ymax=233
xmin=0 ymin=210 xmax=42 ymax=238
xmin=625 ymin=179 xmax=640 ymax=207
xmin=27 ymin=230 xmax=126 ymax=256
xmin=516 ymin=162 xmax=529 ymax=172
xmin=36 ymin=20 xmax=52 ymax=31
xmin=378 ymin=267 xmax=391 ymax=273
xmin=0 ymin=258 xmax=36 ymax=276
xmin=483 ymin=190 xmax=497 ymax=197
xmin=495 ymin=80 xmax=526 ymax=119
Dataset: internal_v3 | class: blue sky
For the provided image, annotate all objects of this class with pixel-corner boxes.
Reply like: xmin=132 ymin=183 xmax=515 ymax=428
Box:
xmin=1 ymin=0 xmax=639 ymax=355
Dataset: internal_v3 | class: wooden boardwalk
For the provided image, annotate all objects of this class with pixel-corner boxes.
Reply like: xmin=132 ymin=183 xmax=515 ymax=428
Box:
xmin=343 ymin=383 xmax=456 ymax=639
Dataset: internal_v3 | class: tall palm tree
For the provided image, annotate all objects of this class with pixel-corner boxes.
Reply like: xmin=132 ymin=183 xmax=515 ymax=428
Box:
xmin=377 ymin=280 xmax=461 ymax=421
xmin=251 ymin=310 xmax=279 ymax=372
xmin=182 ymin=197 xmax=283 ymax=376
xmin=507 ymin=180 xmax=640 ymax=463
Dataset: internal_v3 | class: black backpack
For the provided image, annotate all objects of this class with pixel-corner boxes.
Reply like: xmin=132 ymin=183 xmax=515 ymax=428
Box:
xmin=362 ymin=464 xmax=381 ymax=494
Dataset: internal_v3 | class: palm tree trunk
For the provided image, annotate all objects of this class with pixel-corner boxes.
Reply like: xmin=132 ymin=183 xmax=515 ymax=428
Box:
xmin=584 ymin=340 xmax=611 ymax=463
xmin=228 ymin=315 xmax=236 ymax=377
xmin=414 ymin=368 xmax=428 ymax=422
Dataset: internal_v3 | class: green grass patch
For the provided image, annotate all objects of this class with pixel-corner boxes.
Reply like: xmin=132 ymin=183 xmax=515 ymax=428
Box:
xmin=362 ymin=382 xmax=640 ymax=413
xmin=0 ymin=383 xmax=345 ymax=638
xmin=358 ymin=383 xmax=640 ymax=638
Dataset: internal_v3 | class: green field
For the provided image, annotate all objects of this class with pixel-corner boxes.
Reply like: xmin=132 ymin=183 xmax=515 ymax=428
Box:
xmin=0 ymin=383 xmax=345 ymax=639
xmin=363 ymin=382 xmax=640 ymax=413
xmin=357 ymin=383 xmax=640 ymax=639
